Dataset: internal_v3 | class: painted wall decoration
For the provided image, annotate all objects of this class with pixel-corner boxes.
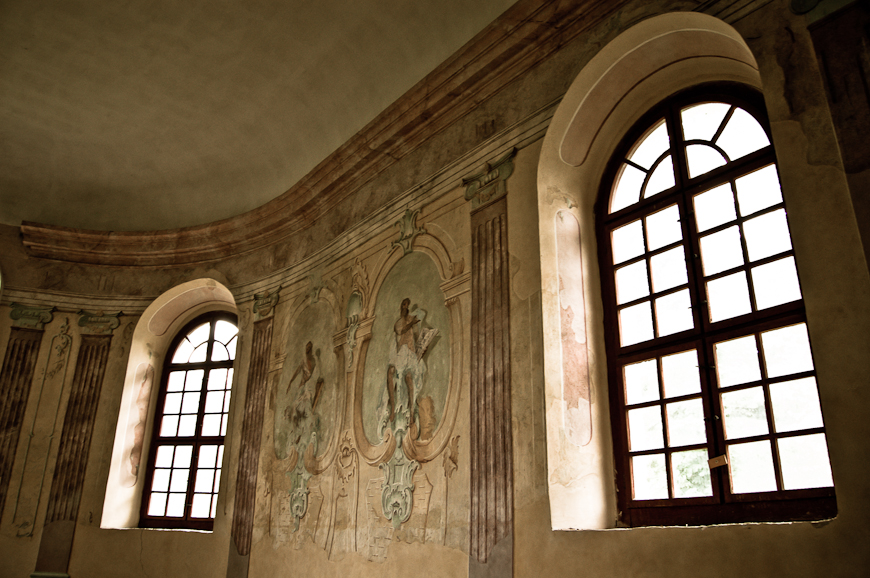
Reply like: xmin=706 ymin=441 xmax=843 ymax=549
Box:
xmin=274 ymin=299 xmax=340 ymax=530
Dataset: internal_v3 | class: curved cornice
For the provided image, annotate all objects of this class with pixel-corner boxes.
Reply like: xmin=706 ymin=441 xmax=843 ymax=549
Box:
xmin=20 ymin=0 xmax=631 ymax=267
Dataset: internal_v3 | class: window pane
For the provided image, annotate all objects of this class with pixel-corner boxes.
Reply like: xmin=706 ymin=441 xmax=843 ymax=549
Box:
xmin=611 ymin=164 xmax=645 ymax=213
xmin=202 ymin=414 xmax=222 ymax=437
xmin=769 ymin=377 xmax=825 ymax=433
xmin=191 ymin=494 xmax=212 ymax=518
xmin=629 ymin=119 xmax=670 ymax=170
xmin=612 ymin=220 xmax=645 ymax=265
xmin=211 ymin=496 xmax=219 ymax=518
xmin=148 ymin=493 xmax=168 ymax=517
xmin=214 ymin=320 xmax=238 ymax=344
xmin=707 ymin=271 xmax=752 ymax=322
xmin=751 ymin=257 xmax=802 ymax=310
xmin=167 ymin=371 xmax=186 ymax=392
xmin=185 ymin=370 xmax=204 ymax=391
xmin=761 ymin=323 xmax=814 ymax=378
xmin=210 ymin=343 xmax=229 ymax=362
xmin=654 ymin=289 xmax=693 ymax=337
xmin=169 ymin=469 xmax=189 ymax=492
xmin=778 ymin=434 xmax=834 ymax=490
xmin=644 ymin=155 xmax=674 ymax=198
xmin=735 ymin=164 xmax=782 ymax=217
xmin=178 ymin=415 xmax=197 ymax=437
xmin=681 ymin=102 xmax=731 ymax=141
xmin=628 ymin=406 xmax=664 ymax=451
xmin=619 ymin=301 xmax=654 ymax=347
xmin=699 ymin=226 xmax=744 ymax=276
xmin=615 ymin=261 xmax=650 ymax=304
xmin=671 ymin=449 xmax=713 ymax=498
xmin=728 ymin=440 xmax=777 ymax=494
xmin=693 ymin=183 xmax=736 ymax=233
xmin=223 ymin=391 xmax=232 ymax=412
xmin=686 ymin=144 xmax=726 ymax=178
xmin=205 ymin=391 xmax=224 ymax=413
xmin=190 ymin=343 xmax=208 ymax=363
xmin=716 ymin=108 xmax=769 ymax=161
xmin=743 ymin=209 xmax=792 ymax=261
xmin=227 ymin=338 xmax=237 ymax=361
xmin=721 ymin=387 xmax=768 ymax=439
xmin=151 ymin=469 xmax=170 ymax=492
xmin=650 ymin=247 xmax=687 ymax=293
xmin=208 ymin=368 xmax=228 ymax=390
xmin=666 ymin=399 xmax=707 ymax=447
xmin=181 ymin=392 xmax=201 ymax=414
xmin=714 ymin=335 xmax=761 ymax=387
xmin=160 ymin=416 xmax=179 ymax=437
xmin=187 ymin=323 xmax=210 ymax=347
xmin=172 ymin=339 xmax=194 ymax=364
xmin=624 ymin=359 xmax=659 ymax=405
xmin=195 ymin=469 xmax=215 ymax=493
xmin=632 ymin=454 xmax=668 ymax=500
xmin=155 ymin=445 xmax=174 ymax=468
xmin=645 ymin=205 xmax=682 ymax=252
xmin=163 ymin=392 xmax=182 ymax=415
xmin=166 ymin=493 xmax=186 ymax=517
xmin=661 ymin=350 xmax=700 ymax=398
xmin=199 ymin=445 xmax=219 ymax=469
xmin=220 ymin=414 xmax=228 ymax=436
xmin=173 ymin=445 xmax=193 ymax=468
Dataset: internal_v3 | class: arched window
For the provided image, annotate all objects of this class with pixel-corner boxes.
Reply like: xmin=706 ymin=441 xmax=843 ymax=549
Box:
xmin=598 ymin=86 xmax=836 ymax=526
xmin=140 ymin=312 xmax=238 ymax=530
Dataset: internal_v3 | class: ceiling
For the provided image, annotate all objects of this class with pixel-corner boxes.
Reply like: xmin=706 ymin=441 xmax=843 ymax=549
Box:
xmin=0 ymin=0 xmax=515 ymax=231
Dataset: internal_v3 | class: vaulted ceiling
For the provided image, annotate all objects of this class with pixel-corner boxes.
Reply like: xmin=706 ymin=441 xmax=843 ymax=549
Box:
xmin=0 ymin=0 xmax=515 ymax=231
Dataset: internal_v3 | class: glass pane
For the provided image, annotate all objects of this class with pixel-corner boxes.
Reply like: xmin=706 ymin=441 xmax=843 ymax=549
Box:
xmin=628 ymin=406 xmax=665 ymax=451
xmin=214 ymin=320 xmax=238 ymax=344
xmin=223 ymin=391 xmax=232 ymax=412
xmin=728 ymin=440 xmax=777 ymax=493
xmin=612 ymin=220 xmax=645 ymax=264
xmin=643 ymin=155 xmax=674 ymax=198
xmin=208 ymin=368 xmax=228 ymax=390
xmin=770 ymin=377 xmax=825 ymax=433
xmin=645 ymin=205 xmax=682 ymax=252
xmin=226 ymin=369 xmax=234 ymax=391
xmin=195 ymin=469 xmax=215 ymax=493
xmin=166 ymin=493 xmax=186 ymax=517
xmin=190 ymin=343 xmax=208 ymax=363
xmin=227 ymin=337 xmax=237 ymax=361
xmin=650 ymin=247 xmax=687 ymax=293
xmin=699 ymin=226 xmax=744 ymax=276
xmin=200 ymin=445 xmax=219 ymax=469
xmin=619 ymin=301 xmax=654 ymax=347
xmin=707 ymin=271 xmax=752 ymax=322
xmin=624 ymin=359 xmax=659 ymax=405
xmin=632 ymin=453 xmax=668 ymax=500
xmin=681 ymin=102 xmax=731 ymax=141
xmin=735 ymin=164 xmax=782 ymax=217
xmin=716 ymin=107 xmax=770 ymax=161
xmin=185 ymin=370 xmax=204 ymax=391
xmin=721 ymin=387 xmax=768 ymax=439
xmin=160 ymin=416 xmax=179 ymax=437
xmin=178 ymin=415 xmax=197 ymax=437
xmin=611 ymin=164 xmax=646 ymax=213
xmin=686 ymin=144 xmax=727 ymax=178
xmin=666 ymin=399 xmax=707 ymax=447
xmin=172 ymin=339 xmax=194 ymax=364
xmin=167 ymin=371 xmax=186 ymax=392
xmin=181 ymin=392 xmax=200 ymax=414
xmin=211 ymin=495 xmax=219 ymax=518
xmin=714 ymin=335 xmax=761 ymax=387
xmin=661 ymin=349 xmax=700 ymax=398
xmin=148 ymin=493 xmax=167 ymax=517
xmin=693 ymin=183 xmax=736 ymax=233
xmin=155 ymin=446 xmax=174 ymax=468
xmin=202 ymin=414 xmax=222 ymax=437
xmin=655 ymin=289 xmax=693 ymax=337
xmin=221 ymin=414 xmax=228 ymax=436
xmin=615 ymin=260 xmax=650 ymax=304
xmin=671 ymin=449 xmax=714 ymax=498
xmin=751 ymin=257 xmax=802 ymax=310
xmin=205 ymin=391 xmax=223 ymax=413
xmin=778 ymin=434 xmax=834 ymax=490
xmin=629 ymin=119 xmax=670 ymax=170
xmin=169 ymin=469 xmax=189 ymax=492
xmin=173 ymin=445 xmax=193 ymax=468
xmin=187 ymin=323 xmax=210 ymax=347
xmin=151 ymin=469 xmax=170 ymax=492
xmin=214 ymin=467 xmax=222 ymax=492
xmin=761 ymin=323 xmax=814 ymax=378
xmin=164 ymin=392 xmax=182 ymax=415
xmin=218 ymin=445 xmax=225 ymax=467
xmin=743 ymin=209 xmax=792 ymax=261
xmin=191 ymin=494 xmax=212 ymax=518
xmin=211 ymin=343 xmax=229 ymax=362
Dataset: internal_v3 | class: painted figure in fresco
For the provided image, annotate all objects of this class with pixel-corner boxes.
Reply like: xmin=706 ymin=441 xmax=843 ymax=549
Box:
xmin=378 ymin=298 xmax=437 ymax=440
xmin=285 ymin=341 xmax=324 ymax=449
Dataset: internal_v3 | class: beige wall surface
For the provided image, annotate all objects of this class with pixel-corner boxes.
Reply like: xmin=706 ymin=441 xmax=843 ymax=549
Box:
xmin=1 ymin=1 xmax=869 ymax=577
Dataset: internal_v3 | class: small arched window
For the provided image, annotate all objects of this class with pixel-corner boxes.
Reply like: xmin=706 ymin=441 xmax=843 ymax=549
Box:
xmin=140 ymin=312 xmax=238 ymax=530
xmin=598 ymin=86 xmax=836 ymax=526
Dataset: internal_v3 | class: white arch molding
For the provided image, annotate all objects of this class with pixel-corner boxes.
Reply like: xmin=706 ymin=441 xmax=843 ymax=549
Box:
xmin=536 ymin=12 xmax=762 ymax=531
xmin=101 ymin=278 xmax=237 ymax=529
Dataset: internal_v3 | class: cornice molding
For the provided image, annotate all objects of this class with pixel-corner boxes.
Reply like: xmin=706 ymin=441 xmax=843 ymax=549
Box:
xmin=21 ymin=0 xmax=632 ymax=267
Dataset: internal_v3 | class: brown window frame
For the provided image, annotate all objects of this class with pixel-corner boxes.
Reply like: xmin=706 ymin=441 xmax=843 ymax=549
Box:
xmin=139 ymin=311 xmax=238 ymax=531
xmin=597 ymin=84 xmax=837 ymax=527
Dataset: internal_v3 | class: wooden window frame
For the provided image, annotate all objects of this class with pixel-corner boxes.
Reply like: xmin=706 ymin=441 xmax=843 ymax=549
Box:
xmin=139 ymin=312 xmax=237 ymax=530
xmin=597 ymin=84 xmax=837 ymax=527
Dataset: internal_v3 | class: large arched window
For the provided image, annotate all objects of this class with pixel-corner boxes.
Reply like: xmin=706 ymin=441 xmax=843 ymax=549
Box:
xmin=598 ymin=86 xmax=836 ymax=526
xmin=140 ymin=312 xmax=238 ymax=530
